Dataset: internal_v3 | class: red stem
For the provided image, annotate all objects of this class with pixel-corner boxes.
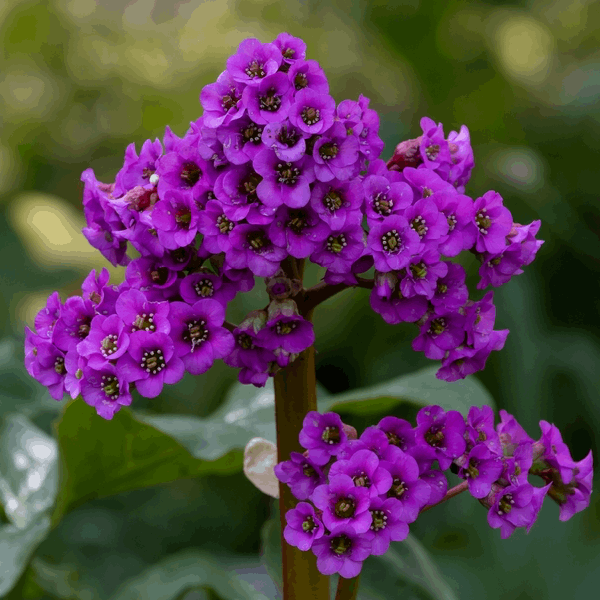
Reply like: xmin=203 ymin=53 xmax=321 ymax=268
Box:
xmin=419 ymin=480 xmax=469 ymax=514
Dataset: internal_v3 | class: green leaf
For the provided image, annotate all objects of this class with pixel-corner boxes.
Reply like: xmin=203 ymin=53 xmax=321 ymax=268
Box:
xmin=322 ymin=365 xmax=495 ymax=416
xmin=0 ymin=415 xmax=58 ymax=597
xmin=261 ymin=509 xmax=458 ymax=600
xmin=50 ymin=399 xmax=242 ymax=526
xmin=109 ymin=551 xmax=270 ymax=600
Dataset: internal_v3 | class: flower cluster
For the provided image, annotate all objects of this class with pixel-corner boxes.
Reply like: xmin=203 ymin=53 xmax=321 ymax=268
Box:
xmin=24 ymin=33 xmax=544 ymax=417
xmin=275 ymin=407 xmax=592 ymax=578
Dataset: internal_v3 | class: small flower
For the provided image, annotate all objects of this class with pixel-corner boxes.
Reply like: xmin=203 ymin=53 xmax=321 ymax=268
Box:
xmin=283 ymin=502 xmax=325 ymax=551
xmin=311 ymin=524 xmax=372 ymax=578
xmin=299 ymin=411 xmax=348 ymax=465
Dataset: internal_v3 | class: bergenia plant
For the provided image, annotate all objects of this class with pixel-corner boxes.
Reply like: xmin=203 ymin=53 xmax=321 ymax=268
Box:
xmin=22 ymin=33 xmax=592 ymax=600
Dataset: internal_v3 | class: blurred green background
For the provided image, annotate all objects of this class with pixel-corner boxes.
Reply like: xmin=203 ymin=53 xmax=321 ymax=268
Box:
xmin=1 ymin=0 xmax=599 ymax=598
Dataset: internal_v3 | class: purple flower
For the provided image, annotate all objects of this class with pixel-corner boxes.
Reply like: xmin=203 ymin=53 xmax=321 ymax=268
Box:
xmin=275 ymin=451 xmax=326 ymax=500
xmin=198 ymin=199 xmax=238 ymax=254
xmin=496 ymin=409 xmax=534 ymax=453
xmin=179 ymin=272 xmax=236 ymax=307
xmin=113 ymin=138 xmax=162 ymax=198
xmin=356 ymin=95 xmax=384 ymax=161
xmin=380 ymin=445 xmax=431 ymax=522
xmin=288 ymin=59 xmax=329 ymax=95
xmin=288 ymin=89 xmax=336 ymax=135
xmin=283 ymin=502 xmax=325 ymax=551
xmin=362 ymin=175 xmax=412 ymax=222
xmin=401 ymin=167 xmax=456 ymax=201
xmin=226 ymin=223 xmax=287 ymax=277
xmin=168 ymin=300 xmax=235 ymax=375
xmin=418 ymin=117 xmax=452 ymax=170
xmin=459 ymin=444 xmax=503 ymax=499
xmin=310 ymin=220 xmax=366 ymax=274
xmin=310 ymin=178 xmax=363 ymax=231
xmin=256 ymin=303 xmax=315 ymax=354
xmin=226 ymin=38 xmax=282 ymax=86
xmin=124 ymin=259 xmax=179 ymax=301
xmin=312 ymin=122 xmax=360 ymax=182
xmin=466 ymin=405 xmax=501 ymax=454
xmin=254 ymin=149 xmax=315 ymax=209
xmin=430 ymin=263 xmax=468 ymax=313
xmin=464 ymin=291 xmax=496 ymax=349
xmin=369 ymin=284 xmax=430 ymax=325
xmin=413 ymin=405 xmax=466 ymax=471
xmin=502 ymin=442 xmax=533 ymax=487
xmin=261 ymin=120 xmax=306 ymax=162
xmin=299 ymin=411 xmax=348 ymax=465
xmin=311 ymin=524 xmax=372 ymax=578
xmin=473 ymin=191 xmax=513 ymax=254
xmin=224 ymin=310 xmax=274 ymax=372
xmin=341 ymin=426 xmax=391 ymax=460
xmin=273 ymin=32 xmax=307 ymax=68
xmin=434 ymin=192 xmax=477 ymax=256
xmin=419 ymin=469 xmax=448 ymax=505
xmin=412 ymin=311 xmax=466 ymax=360
xmin=218 ymin=116 xmax=265 ymax=165
xmin=200 ymin=70 xmax=246 ymax=129
xmin=243 ymin=72 xmax=293 ymax=124
xmin=117 ymin=331 xmax=185 ymax=398
xmin=404 ymin=197 xmax=449 ymax=248
xmin=81 ymin=363 xmax=132 ymax=420
xmin=311 ymin=474 xmax=373 ymax=533
xmin=328 ymin=449 xmax=393 ymax=497
xmin=400 ymin=249 xmax=449 ymax=299
xmin=115 ymin=289 xmax=171 ymax=335
xmin=447 ymin=125 xmax=474 ymax=191
xmin=152 ymin=190 xmax=201 ymax=250
xmin=213 ymin=164 xmax=264 ymax=222
xmin=81 ymin=268 xmax=121 ymax=316
xmin=376 ymin=416 xmax=415 ymax=453
xmin=29 ymin=341 xmax=67 ymax=401
xmin=268 ymin=205 xmax=330 ymax=258
xmin=486 ymin=483 xmax=550 ymax=539
xmin=364 ymin=497 xmax=410 ymax=555
xmin=34 ymin=291 xmax=62 ymax=341
xmin=52 ymin=296 xmax=95 ymax=352
xmin=77 ymin=314 xmax=130 ymax=369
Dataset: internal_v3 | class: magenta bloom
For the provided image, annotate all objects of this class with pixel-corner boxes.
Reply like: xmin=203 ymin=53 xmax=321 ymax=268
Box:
xmin=431 ymin=262 xmax=468 ymax=313
xmin=310 ymin=220 xmax=366 ymax=274
xmin=81 ymin=363 xmax=132 ymax=420
xmin=400 ymin=249 xmax=449 ymax=299
xmin=364 ymin=497 xmax=410 ymax=555
xmin=226 ymin=223 xmax=287 ymax=277
xmin=273 ymin=32 xmax=307 ymax=67
xmin=434 ymin=192 xmax=477 ymax=256
xmin=299 ymin=411 xmax=348 ymax=465
xmin=369 ymin=285 xmax=429 ymax=325
xmin=274 ymin=451 xmax=326 ymax=500
xmin=28 ymin=341 xmax=67 ymax=401
xmin=283 ymin=502 xmax=325 ymax=551
xmin=179 ymin=272 xmax=236 ymax=307
xmin=243 ymin=72 xmax=294 ymax=124
xmin=464 ymin=291 xmax=497 ymax=349
xmin=113 ymin=138 xmax=162 ymax=197
xmin=152 ymin=189 xmax=201 ymax=250
xmin=288 ymin=59 xmax=329 ymax=95
xmin=116 ymin=331 xmax=184 ymax=398
xmin=198 ymin=199 xmax=238 ymax=254
xmin=256 ymin=313 xmax=315 ymax=354
xmin=362 ymin=175 xmax=412 ymax=222
xmin=288 ymin=89 xmax=336 ymax=135
xmin=34 ymin=291 xmax=62 ymax=341
xmin=312 ymin=121 xmax=360 ymax=182
xmin=473 ymin=190 xmax=513 ymax=254
xmin=459 ymin=444 xmax=503 ymax=499
xmin=310 ymin=474 xmax=373 ymax=533
xmin=376 ymin=416 xmax=416 ymax=453
xmin=328 ymin=449 xmax=393 ymax=498
xmin=403 ymin=197 xmax=449 ymax=248
xmin=226 ymin=38 xmax=282 ymax=86
xmin=200 ymin=70 xmax=246 ymax=129
xmin=261 ymin=120 xmax=306 ymax=162
xmin=413 ymin=405 xmax=466 ymax=471
xmin=466 ymin=405 xmax=501 ymax=454
xmin=218 ymin=116 xmax=264 ymax=165
xmin=412 ymin=311 xmax=466 ymax=360
xmin=115 ymin=289 xmax=171 ymax=335
xmin=77 ymin=314 xmax=130 ymax=369
xmin=311 ymin=524 xmax=372 ymax=578
xmin=52 ymin=296 xmax=95 ymax=352
xmin=310 ymin=178 xmax=363 ymax=231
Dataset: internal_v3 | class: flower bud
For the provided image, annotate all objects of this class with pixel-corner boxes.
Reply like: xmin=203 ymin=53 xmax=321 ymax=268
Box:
xmin=386 ymin=136 xmax=423 ymax=171
xmin=265 ymin=269 xmax=302 ymax=300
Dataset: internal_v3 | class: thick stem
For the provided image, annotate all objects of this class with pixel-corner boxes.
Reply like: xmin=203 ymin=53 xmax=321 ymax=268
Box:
xmin=335 ymin=574 xmax=361 ymax=600
xmin=302 ymin=277 xmax=373 ymax=314
xmin=419 ymin=480 xmax=469 ymax=514
xmin=274 ymin=336 xmax=329 ymax=600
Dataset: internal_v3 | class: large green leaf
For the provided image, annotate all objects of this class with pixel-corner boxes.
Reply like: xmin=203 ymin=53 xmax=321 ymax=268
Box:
xmin=50 ymin=399 xmax=242 ymax=526
xmin=0 ymin=415 xmax=58 ymax=597
xmin=261 ymin=508 xmax=458 ymax=600
xmin=109 ymin=551 xmax=270 ymax=600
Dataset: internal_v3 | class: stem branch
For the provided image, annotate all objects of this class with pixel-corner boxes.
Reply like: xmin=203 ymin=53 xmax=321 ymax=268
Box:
xmin=419 ymin=480 xmax=469 ymax=514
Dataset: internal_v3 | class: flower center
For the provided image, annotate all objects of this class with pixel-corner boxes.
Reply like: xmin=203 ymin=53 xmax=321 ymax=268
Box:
xmin=373 ymin=192 xmax=393 ymax=216
xmin=286 ymin=210 xmax=308 ymax=234
xmin=323 ymin=189 xmax=343 ymax=212
xmin=294 ymin=72 xmax=308 ymax=90
xmin=326 ymin=234 xmax=347 ymax=254
xmin=247 ymin=230 xmax=269 ymax=251
xmin=425 ymin=427 xmax=445 ymax=447
xmin=242 ymin=122 xmax=262 ymax=143
xmin=302 ymin=515 xmax=316 ymax=532
xmin=283 ymin=47 xmax=295 ymax=59
xmin=131 ymin=189 xmax=157 ymax=212
xmin=140 ymin=349 xmax=166 ymax=375
xmin=239 ymin=172 xmax=262 ymax=203
xmin=437 ymin=282 xmax=448 ymax=295
xmin=330 ymin=534 xmax=352 ymax=555
xmin=150 ymin=267 xmax=170 ymax=286
xmin=78 ymin=322 xmax=91 ymax=338
xmin=319 ymin=142 xmax=339 ymax=161
xmin=54 ymin=356 xmax=66 ymax=375
xmin=499 ymin=494 xmax=514 ymax=514
xmin=175 ymin=208 xmax=192 ymax=227
xmin=216 ymin=214 xmax=235 ymax=235
xmin=301 ymin=106 xmax=320 ymax=126
xmin=276 ymin=162 xmax=300 ymax=185
xmin=447 ymin=214 xmax=457 ymax=231
xmin=426 ymin=144 xmax=440 ymax=160
xmin=194 ymin=279 xmax=214 ymax=298
xmin=381 ymin=230 xmax=402 ymax=253
xmin=428 ymin=317 xmax=446 ymax=336
xmin=385 ymin=431 xmax=404 ymax=448
xmin=142 ymin=166 xmax=155 ymax=179
xmin=237 ymin=333 xmax=255 ymax=350
xmin=133 ymin=312 xmax=156 ymax=333
xmin=370 ymin=509 xmax=388 ymax=531
xmin=388 ymin=478 xmax=407 ymax=499
xmin=245 ymin=60 xmax=266 ymax=79
xmin=180 ymin=162 xmax=202 ymax=187
xmin=259 ymin=88 xmax=282 ymax=112
xmin=101 ymin=334 xmax=118 ymax=357
xmin=334 ymin=497 xmax=356 ymax=519
xmin=101 ymin=375 xmax=119 ymax=400
xmin=410 ymin=215 xmax=429 ymax=238
xmin=422 ymin=187 xmax=433 ymax=198
xmin=183 ymin=319 xmax=208 ymax=351
xmin=410 ymin=262 xmax=427 ymax=279
xmin=476 ymin=208 xmax=491 ymax=234
xmin=302 ymin=463 xmax=316 ymax=478
xmin=352 ymin=472 xmax=371 ymax=488
xmin=276 ymin=320 xmax=298 ymax=335
xmin=221 ymin=89 xmax=241 ymax=111
xmin=466 ymin=459 xmax=479 ymax=479
xmin=277 ymin=125 xmax=299 ymax=147
xmin=321 ymin=425 xmax=340 ymax=445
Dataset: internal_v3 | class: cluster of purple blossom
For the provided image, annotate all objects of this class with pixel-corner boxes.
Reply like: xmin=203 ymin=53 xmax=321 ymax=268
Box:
xmin=24 ymin=33 xmax=544 ymax=417
xmin=275 ymin=407 xmax=593 ymax=578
